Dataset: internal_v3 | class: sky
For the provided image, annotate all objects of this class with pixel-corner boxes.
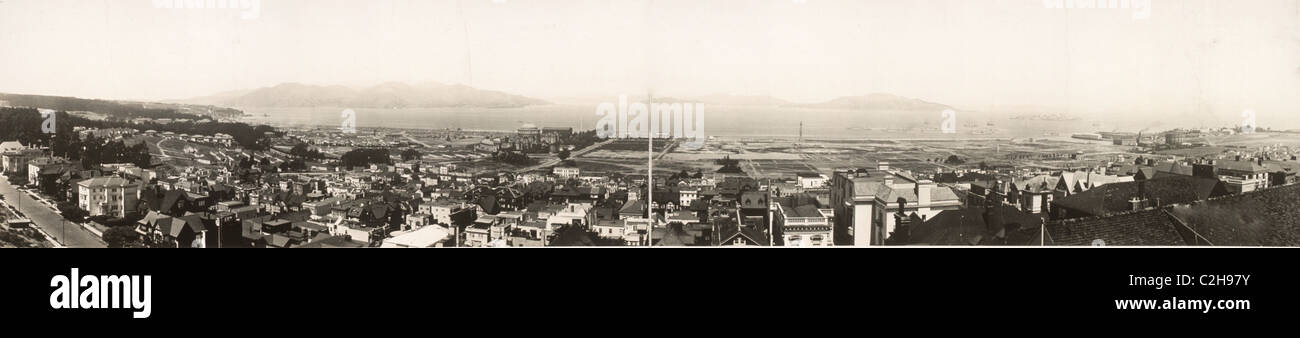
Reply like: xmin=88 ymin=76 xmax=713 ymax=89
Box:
xmin=0 ymin=0 xmax=1297 ymax=125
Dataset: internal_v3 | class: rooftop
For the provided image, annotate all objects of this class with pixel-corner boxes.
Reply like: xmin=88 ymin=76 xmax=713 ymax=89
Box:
xmin=1045 ymin=209 xmax=1189 ymax=246
xmin=77 ymin=176 xmax=137 ymax=188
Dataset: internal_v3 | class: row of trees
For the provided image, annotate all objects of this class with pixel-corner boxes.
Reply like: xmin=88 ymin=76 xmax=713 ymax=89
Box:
xmin=493 ymin=150 xmax=537 ymax=166
xmin=341 ymin=148 xmax=392 ymax=169
xmin=0 ymin=107 xmax=276 ymax=151
xmin=289 ymin=143 xmax=326 ymax=160
xmin=565 ymin=129 xmax=601 ymax=150
xmin=1 ymin=109 xmax=150 ymax=198
xmin=400 ymin=148 xmax=421 ymax=161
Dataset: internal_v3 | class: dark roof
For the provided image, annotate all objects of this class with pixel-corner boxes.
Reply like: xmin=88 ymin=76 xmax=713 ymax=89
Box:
xmin=171 ymin=214 xmax=206 ymax=238
xmin=654 ymin=224 xmax=696 ymax=246
xmin=777 ymin=194 xmax=826 ymax=219
xmin=268 ymin=234 xmax=297 ymax=248
xmin=1045 ymin=209 xmax=1189 ymax=246
xmin=1166 ymin=184 xmax=1300 ymax=246
xmin=241 ymin=219 xmax=265 ymax=241
xmin=1051 ymin=175 xmax=1228 ymax=218
xmin=908 ymin=206 xmax=1044 ymax=245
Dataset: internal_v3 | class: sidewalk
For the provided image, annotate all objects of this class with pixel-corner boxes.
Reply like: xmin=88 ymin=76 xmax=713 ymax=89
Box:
xmin=19 ymin=188 xmax=103 ymax=237
xmin=0 ymin=174 xmax=106 ymax=247
xmin=0 ymin=198 xmax=63 ymax=248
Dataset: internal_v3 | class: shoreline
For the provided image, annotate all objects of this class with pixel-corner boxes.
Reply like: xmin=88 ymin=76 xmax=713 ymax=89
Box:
xmin=239 ymin=118 xmax=1026 ymax=142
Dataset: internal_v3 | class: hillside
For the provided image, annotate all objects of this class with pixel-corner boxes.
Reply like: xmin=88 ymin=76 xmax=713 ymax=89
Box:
xmin=178 ymin=82 xmax=550 ymax=109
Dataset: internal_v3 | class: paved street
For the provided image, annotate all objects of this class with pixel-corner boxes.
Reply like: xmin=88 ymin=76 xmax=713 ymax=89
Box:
xmin=0 ymin=176 xmax=105 ymax=248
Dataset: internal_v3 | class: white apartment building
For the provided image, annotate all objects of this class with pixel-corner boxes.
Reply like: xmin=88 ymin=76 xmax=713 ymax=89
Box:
xmin=77 ymin=176 xmax=141 ymax=218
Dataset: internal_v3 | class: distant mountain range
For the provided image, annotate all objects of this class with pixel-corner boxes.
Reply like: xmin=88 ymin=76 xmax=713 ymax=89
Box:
xmin=176 ymin=82 xmax=550 ymax=109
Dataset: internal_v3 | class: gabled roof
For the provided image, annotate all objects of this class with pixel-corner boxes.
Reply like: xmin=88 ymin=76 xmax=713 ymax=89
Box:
xmin=1015 ymin=175 xmax=1059 ymax=194
xmin=617 ymin=200 xmax=645 ymax=215
xmin=714 ymin=224 xmax=769 ymax=246
xmin=1153 ymin=162 xmax=1194 ymax=177
xmin=165 ymin=215 xmax=205 ymax=238
xmin=1051 ymin=175 xmax=1228 ymax=218
xmin=138 ymin=210 xmax=167 ymax=226
xmin=159 ymin=189 xmax=190 ymax=213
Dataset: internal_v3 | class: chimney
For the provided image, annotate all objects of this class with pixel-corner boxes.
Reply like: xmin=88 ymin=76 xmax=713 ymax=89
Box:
xmin=916 ymin=181 xmax=933 ymax=206
xmin=1131 ymin=180 xmax=1148 ymax=211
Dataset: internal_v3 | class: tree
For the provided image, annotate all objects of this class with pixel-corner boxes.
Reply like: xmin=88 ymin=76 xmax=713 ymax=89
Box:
xmin=944 ymin=155 xmax=966 ymax=165
xmin=494 ymin=150 xmax=538 ymax=166
xmin=289 ymin=143 xmax=324 ymax=160
xmin=557 ymin=149 xmax=571 ymax=161
xmin=401 ymin=148 xmax=422 ymax=161
xmin=102 ymin=226 xmax=144 ymax=248
xmin=341 ymin=148 xmax=393 ymax=168
xmin=57 ymin=201 xmax=87 ymax=222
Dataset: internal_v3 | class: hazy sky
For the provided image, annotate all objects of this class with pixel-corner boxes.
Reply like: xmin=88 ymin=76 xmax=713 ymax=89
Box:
xmin=1 ymin=0 xmax=1297 ymax=122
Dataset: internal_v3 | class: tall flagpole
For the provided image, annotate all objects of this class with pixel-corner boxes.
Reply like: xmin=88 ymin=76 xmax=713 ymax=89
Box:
xmin=647 ymin=90 xmax=653 ymax=246
xmin=644 ymin=0 xmax=656 ymax=247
